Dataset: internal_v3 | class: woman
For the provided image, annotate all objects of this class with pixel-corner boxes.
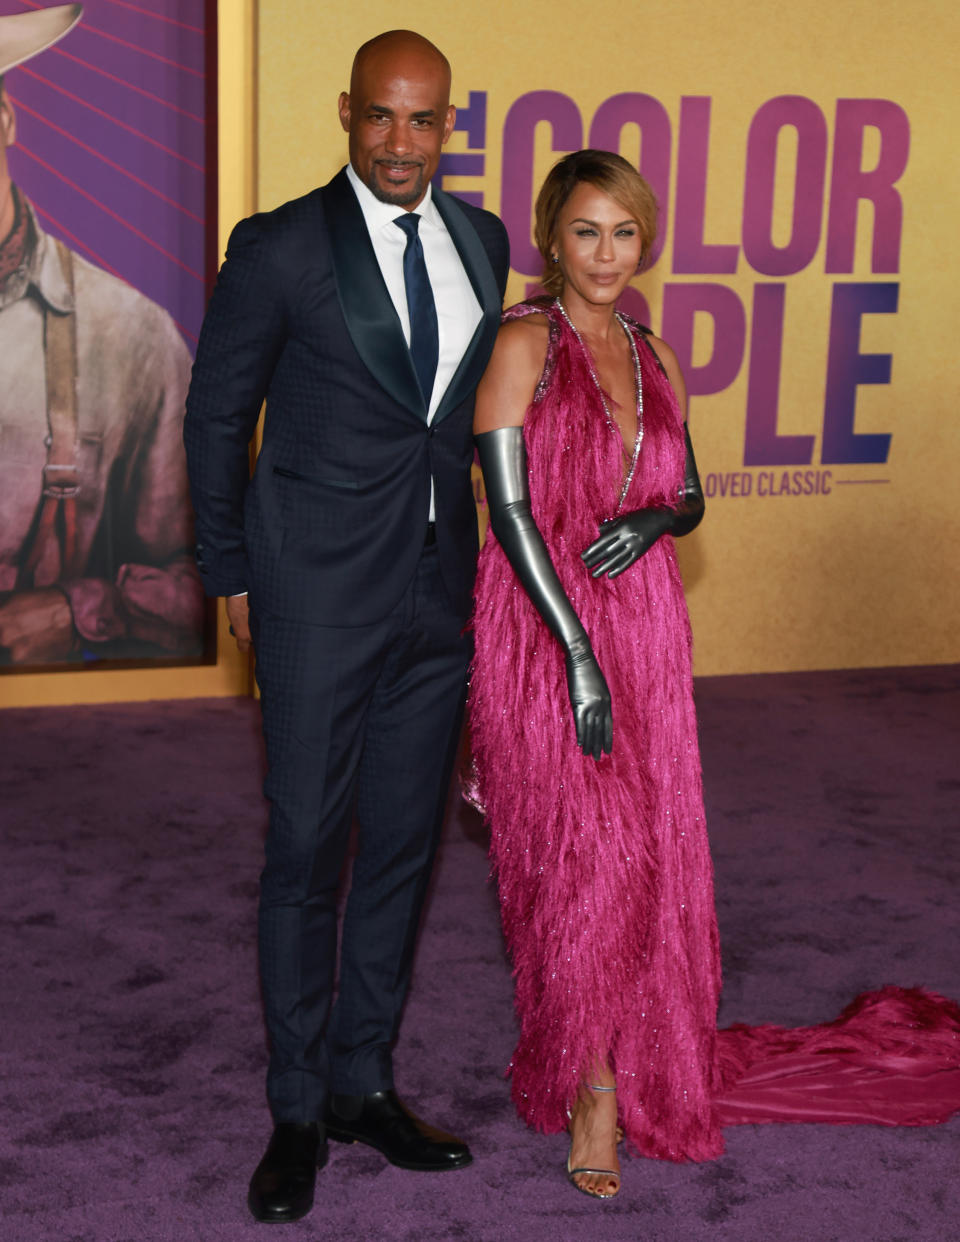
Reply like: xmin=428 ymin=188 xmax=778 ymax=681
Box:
xmin=469 ymin=150 xmax=960 ymax=1199
xmin=470 ymin=149 xmax=719 ymax=1195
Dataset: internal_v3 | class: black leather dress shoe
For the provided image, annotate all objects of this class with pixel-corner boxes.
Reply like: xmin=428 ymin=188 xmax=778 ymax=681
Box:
xmin=324 ymin=1090 xmax=472 ymax=1171
xmin=247 ymin=1122 xmax=326 ymax=1223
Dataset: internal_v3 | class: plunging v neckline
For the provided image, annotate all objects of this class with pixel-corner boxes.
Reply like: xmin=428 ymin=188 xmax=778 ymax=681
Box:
xmin=554 ymin=299 xmax=644 ymax=514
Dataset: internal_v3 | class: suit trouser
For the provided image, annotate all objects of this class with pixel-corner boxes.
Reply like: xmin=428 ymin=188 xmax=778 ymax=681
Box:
xmin=250 ymin=543 xmax=471 ymax=1122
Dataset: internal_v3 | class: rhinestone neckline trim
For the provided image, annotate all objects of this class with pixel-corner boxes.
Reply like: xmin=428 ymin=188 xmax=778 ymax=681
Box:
xmin=554 ymin=299 xmax=643 ymax=515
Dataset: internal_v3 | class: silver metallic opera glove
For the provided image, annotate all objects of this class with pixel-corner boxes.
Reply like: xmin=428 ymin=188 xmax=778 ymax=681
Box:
xmin=476 ymin=426 xmax=612 ymax=760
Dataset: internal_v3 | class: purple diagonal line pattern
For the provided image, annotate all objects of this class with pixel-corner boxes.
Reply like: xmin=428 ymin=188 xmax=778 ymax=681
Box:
xmin=18 ymin=0 xmax=204 ymax=75
xmin=19 ymin=65 xmax=205 ymax=171
xmin=103 ymin=0 xmax=206 ymax=34
xmin=10 ymin=94 xmax=204 ymax=222
xmin=16 ymin=143 xmax=205 ymax=280
xmin=49 ymin=45 xmax=204 ymax=120
xmin=71 ymin=20 xmax=205 ymax=77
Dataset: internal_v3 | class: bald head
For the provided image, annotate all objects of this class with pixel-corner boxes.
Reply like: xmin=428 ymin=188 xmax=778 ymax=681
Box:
xmin=349 ymin=31 xmax=451 ymax=98
xmin=339 ymin=29 xmax=455 ymax=210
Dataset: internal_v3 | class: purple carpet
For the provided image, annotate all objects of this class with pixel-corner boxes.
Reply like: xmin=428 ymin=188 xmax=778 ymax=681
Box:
xmin=1 ymin=666 xmax=958 ymax=1241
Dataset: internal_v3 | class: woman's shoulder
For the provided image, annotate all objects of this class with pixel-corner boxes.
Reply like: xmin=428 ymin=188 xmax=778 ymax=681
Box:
xmin=493 ymin=304 xmax=552 ymax=365
xmin=641 ymin=331 xmax=677 ymax=371
xmin=501 ymin=298 xmax=554 ymax=337
xmin=503 ymin=295 xmax=555 ymax=324
xmin=631 ymin=327 xmax=686 ymax=408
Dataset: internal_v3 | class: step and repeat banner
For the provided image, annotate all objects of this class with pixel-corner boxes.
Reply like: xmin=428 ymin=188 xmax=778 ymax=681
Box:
xmin=0 ymin=0 xmax=214 ymax=675
xmin=259 ymin=0 xmax=958 ymax=675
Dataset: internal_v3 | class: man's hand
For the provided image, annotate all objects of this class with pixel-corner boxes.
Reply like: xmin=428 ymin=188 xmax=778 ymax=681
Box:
xmin=0 ymin=589 xmax=75 ymax=664
xmin=226 ymin=593 xmax=252 ymax=653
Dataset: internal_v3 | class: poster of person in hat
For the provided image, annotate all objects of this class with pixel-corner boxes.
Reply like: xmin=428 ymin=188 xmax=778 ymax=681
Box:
xmin=0 ymin=2 xmax=209 ymax=668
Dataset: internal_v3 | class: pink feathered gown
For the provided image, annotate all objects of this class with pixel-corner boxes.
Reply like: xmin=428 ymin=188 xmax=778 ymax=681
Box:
xmin=468 ymin=301 xmax=960 ymax=1162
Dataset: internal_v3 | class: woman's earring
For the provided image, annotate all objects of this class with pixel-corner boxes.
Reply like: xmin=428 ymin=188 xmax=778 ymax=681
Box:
xmin=551 ymin=255 xmax=559 ymax=264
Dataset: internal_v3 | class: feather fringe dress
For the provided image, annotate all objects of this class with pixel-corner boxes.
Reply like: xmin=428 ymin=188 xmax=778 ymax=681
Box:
xmin=468 ymin=300 xmax=960 ymax=1161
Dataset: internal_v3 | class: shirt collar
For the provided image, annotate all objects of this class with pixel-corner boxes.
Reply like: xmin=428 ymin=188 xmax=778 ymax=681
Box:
xmin=0 ymin=190 xmax=74 ymax=315
xmin=345 ymin=162 xmax=442 ymax=236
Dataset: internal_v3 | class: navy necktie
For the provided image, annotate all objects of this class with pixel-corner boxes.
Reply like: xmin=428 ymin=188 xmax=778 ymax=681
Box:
xmin=393 ymin=212 xmax=439 ymax=409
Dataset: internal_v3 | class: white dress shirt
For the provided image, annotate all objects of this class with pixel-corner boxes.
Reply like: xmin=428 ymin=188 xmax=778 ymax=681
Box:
xmin=345 ymin=164 xmax=482 ymax=424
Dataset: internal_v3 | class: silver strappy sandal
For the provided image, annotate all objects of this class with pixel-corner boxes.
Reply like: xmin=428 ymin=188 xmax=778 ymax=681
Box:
xmin=566 ymin=1083 xmax=621 ymax=1200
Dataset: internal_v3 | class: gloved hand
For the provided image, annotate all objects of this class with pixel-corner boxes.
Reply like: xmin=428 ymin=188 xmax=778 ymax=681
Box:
xmin=581 ymin=422 xmax=705 ymax=578
xmin=564 ymin=636 xmax=613 ymax=760
xmin=581 ymin=508 xmax=673 ymax=578
xmin=476 ymin=426 xmax=612 ymax=759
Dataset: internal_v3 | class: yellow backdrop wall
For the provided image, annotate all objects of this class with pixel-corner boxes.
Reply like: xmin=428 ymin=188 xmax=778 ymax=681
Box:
xmin=257 ymin=0 xmax=959 ymax=676
xmin=6 ymin=0 xmax=954 ymax=707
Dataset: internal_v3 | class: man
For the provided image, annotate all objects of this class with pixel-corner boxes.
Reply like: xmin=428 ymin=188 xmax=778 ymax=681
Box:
xmin=184 ymin=31 xmax=509 ymax=1223
xmin=0 ymin=3 xmax=203 ymax=666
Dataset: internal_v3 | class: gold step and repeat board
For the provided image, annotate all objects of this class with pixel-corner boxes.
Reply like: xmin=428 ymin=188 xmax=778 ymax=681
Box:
xmin=258 ymin=1 xmax=959 ymax=675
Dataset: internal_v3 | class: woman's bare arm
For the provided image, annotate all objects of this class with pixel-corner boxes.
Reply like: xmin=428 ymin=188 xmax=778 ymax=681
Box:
xmin=473 ymin=317 xmax=549 ymax=433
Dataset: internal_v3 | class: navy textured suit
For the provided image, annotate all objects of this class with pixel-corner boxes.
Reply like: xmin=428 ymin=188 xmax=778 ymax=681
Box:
xmin=185 ymin=167 xmax=509 ymax=1119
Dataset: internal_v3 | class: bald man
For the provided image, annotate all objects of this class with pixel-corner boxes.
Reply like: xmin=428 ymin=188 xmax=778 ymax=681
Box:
xmin=185 ymin=31 xmax=509 ymax=1222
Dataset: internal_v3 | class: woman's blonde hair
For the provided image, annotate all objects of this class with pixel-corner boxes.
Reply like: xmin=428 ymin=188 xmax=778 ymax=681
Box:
xmin=534 ymin=149 xmax=659 ymax=295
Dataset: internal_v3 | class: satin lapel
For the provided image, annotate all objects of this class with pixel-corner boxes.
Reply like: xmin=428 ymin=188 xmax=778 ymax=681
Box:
xmin=321 ymin=169 xmax=424 ymax=420
xmin=431 ymin=188 xmax=502 ymax=425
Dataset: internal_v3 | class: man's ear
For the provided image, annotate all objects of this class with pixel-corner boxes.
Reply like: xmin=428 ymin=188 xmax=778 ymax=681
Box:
xmin=337 ymin=91 xmax=351 ymax=135
xmin=442 ymin=104 xmax=455 ymax=145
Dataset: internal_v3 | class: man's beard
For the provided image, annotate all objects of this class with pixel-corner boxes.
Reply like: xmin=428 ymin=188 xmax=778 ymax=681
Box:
xmin=366 ymin=161 xmax=426 ymax=207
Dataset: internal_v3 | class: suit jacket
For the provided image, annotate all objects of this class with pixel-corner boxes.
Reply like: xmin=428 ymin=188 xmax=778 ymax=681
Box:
xmin=184 ymin=167 xmax=509 ymax=626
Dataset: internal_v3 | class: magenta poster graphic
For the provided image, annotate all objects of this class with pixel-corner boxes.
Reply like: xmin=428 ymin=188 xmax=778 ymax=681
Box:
xmin=0 ymin=0 xmax=215 ymax=671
